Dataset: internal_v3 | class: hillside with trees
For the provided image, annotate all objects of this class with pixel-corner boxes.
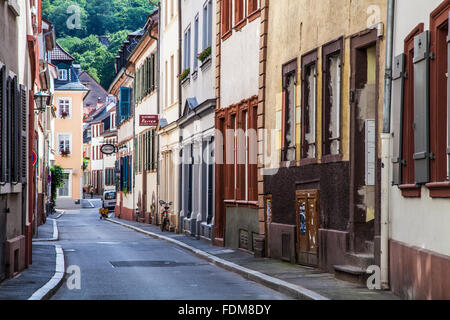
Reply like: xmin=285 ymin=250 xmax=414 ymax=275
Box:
xmin=42 ymin=0 xmax=156 ymax=89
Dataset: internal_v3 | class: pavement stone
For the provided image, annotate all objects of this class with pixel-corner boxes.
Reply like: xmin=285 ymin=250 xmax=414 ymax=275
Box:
xmin=108 ymin=217 xmax=401 ymax=300
xmin=0 ymin=244 xmax=57 ymax=300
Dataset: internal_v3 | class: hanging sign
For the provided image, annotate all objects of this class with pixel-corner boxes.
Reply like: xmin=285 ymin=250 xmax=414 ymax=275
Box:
xmin=139 ymin=115 xmax=158 ymax=127
xmin=100 ymin=144 xmax=116 ymax=155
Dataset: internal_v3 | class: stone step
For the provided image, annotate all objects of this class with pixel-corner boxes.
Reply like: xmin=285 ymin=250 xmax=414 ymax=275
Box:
xmin=344 ymin=252 xmax=374 ymax=270
xmin=364 ymin=241 xmax=375 ymax=254
xmin=333 ymin=265 xmax=369 ymax=286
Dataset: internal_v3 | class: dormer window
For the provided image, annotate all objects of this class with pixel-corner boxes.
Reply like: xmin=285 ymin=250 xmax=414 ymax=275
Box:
xmin=58 ymin=69 xmax=68 ymax=81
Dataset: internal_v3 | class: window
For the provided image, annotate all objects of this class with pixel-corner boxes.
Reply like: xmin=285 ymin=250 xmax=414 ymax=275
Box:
xmin=58 ymin=98 xmax=71 ymax=118
xmin=203 ymin=0 xmax=213 ymax=49
xmin=184 ymin=28 xmax=191 ymax=71
xmin=247 ymin=0 xmax=259 ymax=15
xmin=58 ymin=69 xmax=68 ymax=81
xmin=322 ymin=38 xmax=343 ymax=159
xmin=171 ymin=55 xmax=175 ymax=103
xmin=301 ymin=50 xmax=318 ymax=161
xmin=194 ymin=16 xmax=199 ymax=70
xmin=234 ymin=0 xmax=245 ymax=25
xmin=58 ymin=134 xmax=71 ymax=156
xmin=165 ymin=60 xmax=168 ymax=107
xmin=222 ymin=0 xmax=232 ymax=36
xmin=281 ymin=59 xmax=297 ymax=162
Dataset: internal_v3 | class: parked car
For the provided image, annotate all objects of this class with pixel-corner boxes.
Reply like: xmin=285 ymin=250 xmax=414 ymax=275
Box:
xmin=102 ymin=190 xmax=116 ymax=210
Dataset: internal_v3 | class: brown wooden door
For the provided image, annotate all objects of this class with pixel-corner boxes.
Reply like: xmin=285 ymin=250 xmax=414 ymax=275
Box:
xmin=295 ymin=190 xmax=320 ymax=266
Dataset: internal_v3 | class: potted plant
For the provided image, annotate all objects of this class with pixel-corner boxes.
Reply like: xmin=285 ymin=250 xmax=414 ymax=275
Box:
xmin=197 ymin=46 xmax=212 ymax=63
xmin=178 ymin=68 xmax=190 ymax=82
xmin=60 ymin=111 xmax=68 ymax=118
xmin=60 ymin=148 xmax=71 ymax=156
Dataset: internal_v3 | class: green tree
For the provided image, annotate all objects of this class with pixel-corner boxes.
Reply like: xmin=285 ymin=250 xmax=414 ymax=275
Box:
xmin=50 ymin=165 xmax=65 ymax=203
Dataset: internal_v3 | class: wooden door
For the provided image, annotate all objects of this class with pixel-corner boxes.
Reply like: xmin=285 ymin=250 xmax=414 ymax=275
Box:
xmin=295 ymin=190 xmax=320 ymax=266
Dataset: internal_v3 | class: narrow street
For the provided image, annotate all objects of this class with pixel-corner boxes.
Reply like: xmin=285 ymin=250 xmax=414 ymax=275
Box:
xmin=51 ymin=207 xmax=291 ymax=300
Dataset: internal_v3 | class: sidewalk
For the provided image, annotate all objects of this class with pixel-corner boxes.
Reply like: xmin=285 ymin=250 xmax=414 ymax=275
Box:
xmin=0 ymin=220 xmax=64 ymax=300
xmin=107 ymin=217 xmax=400 ymax=300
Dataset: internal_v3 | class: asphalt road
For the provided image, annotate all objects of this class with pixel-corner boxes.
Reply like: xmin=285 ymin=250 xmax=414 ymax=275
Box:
xmin=51 ymin=207 xmax=292 ymax=300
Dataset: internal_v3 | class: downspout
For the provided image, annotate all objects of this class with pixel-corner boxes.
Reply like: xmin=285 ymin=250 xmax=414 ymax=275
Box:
xmin=178 ymin=0 xmax=182 ymax=233
xmin=380 ymin=0 xmax=395 ymax=290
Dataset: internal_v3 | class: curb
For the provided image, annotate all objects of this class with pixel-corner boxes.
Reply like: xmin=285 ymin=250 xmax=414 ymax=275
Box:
xmin=53 ymin=210 xmax=65 ymax=219
xmin=106 ymin=218 xmax=329 ymax=300
xmin=32 ymin=218 xmax=59 ymax=242
xmin=28 ymin=245 xmax=65 ymax=300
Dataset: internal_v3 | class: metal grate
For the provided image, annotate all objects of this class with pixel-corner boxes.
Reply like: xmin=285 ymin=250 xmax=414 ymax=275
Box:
xmin=239 ymin=229 xmax=249 ymax=250
xmin=281 ymin=233 xmax=291 ymax=261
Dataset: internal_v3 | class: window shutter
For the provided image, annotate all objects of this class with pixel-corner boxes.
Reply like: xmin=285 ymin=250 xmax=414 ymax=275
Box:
xmin=12 ymin=76 xmax=19 ymax=183
xmin=281 ymin=90 xmax=286 ymax=151
xmin=150 ymin=129 xmax=154 ymax=170
xmin=150 ymin=54 xmax=155 ymax=92
xmin=119 ymin=87 xmax=130 ymax=119
xmin=413 ymin=31 xmax=431 ymax=185
xmin=20 ymin=85 xmax=27 ymax=183
xmin=144 ymin=60 xmax=148 ymax=96
xmin=391 ymin=54 xmax=406 ymax=185
xmin=0 ymin=65 xmax=6 ymax=183
xmin=447 ymin=13 xmax=450 ymax=180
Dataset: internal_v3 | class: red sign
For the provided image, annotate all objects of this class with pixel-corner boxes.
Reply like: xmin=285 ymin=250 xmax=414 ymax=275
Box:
xmin=32 ymin=151 xmax=37 ymax=166
xmin=139 ymin=115 xmax=158 ymax=127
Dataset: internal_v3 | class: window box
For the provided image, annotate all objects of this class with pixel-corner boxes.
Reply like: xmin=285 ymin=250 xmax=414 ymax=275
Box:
xmin=197 ymin=46 xmax=212 ymax=63
xmin=60 ymin=149 xmax=71 ymax=157
xmin=200 ymin=56 xmax=212 ymax=71
xmin=60 ymin=111 xmax=69 ymax=119
xmin=178 ymin=68 xmax=190 ymax=82
xmin=399 ymin=184 xmax=421 ymax=198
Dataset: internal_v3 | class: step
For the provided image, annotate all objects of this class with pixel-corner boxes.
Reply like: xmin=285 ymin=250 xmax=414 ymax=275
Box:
xmin=333 ymin=265 xmax=369 ymax=286
xmin=364 ymin=241 xmax=375 ymax=254
xmin=344 ymin=252 xmax=374 ymax=270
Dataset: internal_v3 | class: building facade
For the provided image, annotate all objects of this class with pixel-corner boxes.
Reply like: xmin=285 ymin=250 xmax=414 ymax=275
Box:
xmin=262 ymin=0 xmax=387 ymax=281
xmin=214 ymin=0 xmax=262 ymax=251
xmin=159 ymin=0 xmax=180 ymax=230
xmin=51 ymin=44 xmax=88 ymax=201
xmin=388 ymin=0 xmax=450 ymax=299
xmin=178 ymin=0 xmax=216 ymax=240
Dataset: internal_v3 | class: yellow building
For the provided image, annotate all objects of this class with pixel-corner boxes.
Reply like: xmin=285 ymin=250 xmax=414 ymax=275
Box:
xmin=262 ymin=0 xmax=387 ymax=282
xmin=51 ymin=44 xmax=89 ymax=201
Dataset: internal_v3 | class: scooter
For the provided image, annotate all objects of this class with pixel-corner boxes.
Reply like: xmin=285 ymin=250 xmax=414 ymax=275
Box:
xmin=159 ymin=200 xmax=172 ymax=232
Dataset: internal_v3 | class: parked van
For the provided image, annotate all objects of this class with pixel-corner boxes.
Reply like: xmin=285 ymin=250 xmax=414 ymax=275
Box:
xmin=102 ymin=190 xmax=116 ymax=210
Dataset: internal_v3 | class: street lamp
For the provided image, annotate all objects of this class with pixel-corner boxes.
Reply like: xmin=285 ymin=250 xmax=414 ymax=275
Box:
xmin=33 ymin=91 xmax=51 ymax=113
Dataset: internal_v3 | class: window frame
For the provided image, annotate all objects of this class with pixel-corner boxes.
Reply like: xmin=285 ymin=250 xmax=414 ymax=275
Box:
xmin=234 ymin=0 xmax=246 ymax=29
xmin=58 ymin=68 xmax=68 ymax=81
xmin=281 ymin=58 xmax=298 ymax=164
xmin=221 ymin=0 xmax=232 ymax=39
xmin=58 ymin=133 xmax=72 ymax=156
xmin=58 ymin=97 xmax=72 ymax=119
xmin=426 ymin=2 xmax=450 ymax=197
xmin=300 ymin=49 xmax=318 ymax=164
xmin=321 ymin=37 xmax=343 ymax=163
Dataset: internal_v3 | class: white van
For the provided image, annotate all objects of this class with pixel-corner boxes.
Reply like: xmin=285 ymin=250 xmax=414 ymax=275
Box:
xmin=102 ymin=190 xmax=116 ymax=210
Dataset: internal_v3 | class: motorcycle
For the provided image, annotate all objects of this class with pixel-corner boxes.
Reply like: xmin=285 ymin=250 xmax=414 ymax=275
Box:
xmin=99 ymin=207 xmax=109 ymax=220
xmin=159 ymin=200 xmax=172 ymax=232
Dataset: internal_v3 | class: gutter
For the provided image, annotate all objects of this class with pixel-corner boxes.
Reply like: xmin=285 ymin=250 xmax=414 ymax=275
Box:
xmin=380 ymin=0 xmax=395 ymax=290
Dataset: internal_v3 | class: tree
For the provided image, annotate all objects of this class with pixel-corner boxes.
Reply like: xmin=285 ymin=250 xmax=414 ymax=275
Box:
xmin=50 ymin=165 xmax=65 ymax=204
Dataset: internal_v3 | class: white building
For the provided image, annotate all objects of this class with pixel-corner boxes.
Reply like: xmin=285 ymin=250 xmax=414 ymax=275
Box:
xmin=179 ymin=0 xmax=216 ymax=241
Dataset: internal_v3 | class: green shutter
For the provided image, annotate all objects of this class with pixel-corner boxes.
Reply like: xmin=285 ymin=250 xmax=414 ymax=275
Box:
xmin=0 ymin=65 xmax=6 ymax=183
xmin=391 ymin=54 xmax=405 ymax=186
xmin=413 ymin=31 xmax=430 ymax=185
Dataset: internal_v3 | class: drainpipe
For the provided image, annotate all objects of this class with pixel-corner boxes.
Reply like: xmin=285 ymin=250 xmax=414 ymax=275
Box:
xmin=380 ymin=0 xmax=395 ymax=290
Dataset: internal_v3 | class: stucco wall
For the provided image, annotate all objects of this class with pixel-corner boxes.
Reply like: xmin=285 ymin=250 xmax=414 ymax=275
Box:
xmin=220 ymin=17 xmax=260 ymax=108
xmin=54 ymin=90 xmax=86 ymax=200
xmin=388 ymin=0 xmax=450 ymax=257
xmin=264 ymin=0 xmax=387 ymax=169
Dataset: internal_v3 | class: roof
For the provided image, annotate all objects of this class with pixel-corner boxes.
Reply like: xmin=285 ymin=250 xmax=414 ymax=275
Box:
xmin=55 ymin=81 xmax=88 ymax=91
xmin=50 ymin=42 xmax=75 ymax=61
xmin=79 ymin=71 xmax=109 ymax=107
